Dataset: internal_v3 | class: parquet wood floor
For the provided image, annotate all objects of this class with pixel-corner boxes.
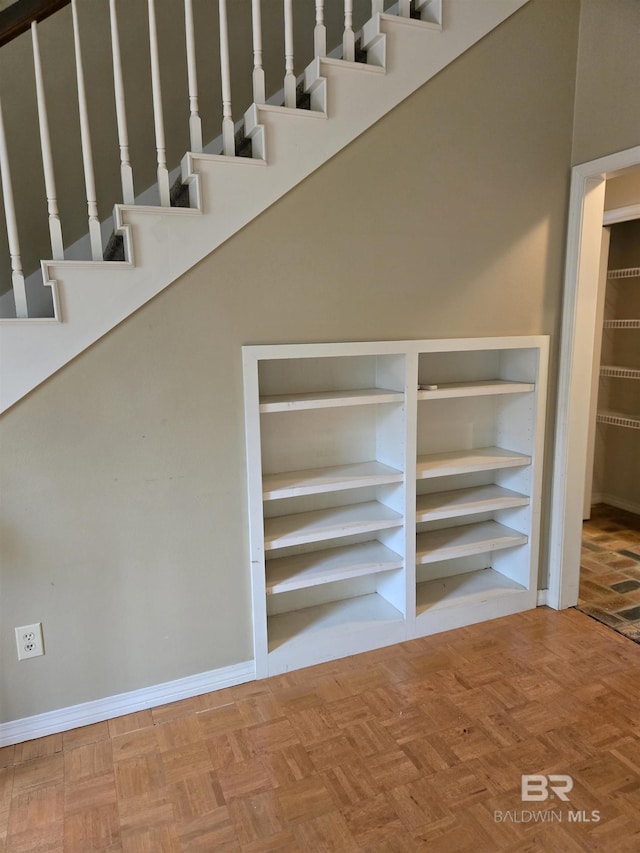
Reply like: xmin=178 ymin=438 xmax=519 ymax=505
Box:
xmin=1 ymin=607 xmax=640 ymax=852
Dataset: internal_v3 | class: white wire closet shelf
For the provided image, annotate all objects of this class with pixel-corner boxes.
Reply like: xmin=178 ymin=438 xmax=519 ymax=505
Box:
xmin=603 ymin=319 xmax=640 ymax=329
xmin=607 ymin=267 xmax=640 ymax=280
xmin=596 ymin=411 xmax=640 ymax=430
xmin=599 ymin=365 xmax=640 ymax=379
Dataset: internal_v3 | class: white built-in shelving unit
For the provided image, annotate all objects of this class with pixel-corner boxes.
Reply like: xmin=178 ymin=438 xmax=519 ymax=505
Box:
xmin=412 ymin=342 xmax=547 ymax=638
xmin=243 ymin=337 xmax=548 ymax=677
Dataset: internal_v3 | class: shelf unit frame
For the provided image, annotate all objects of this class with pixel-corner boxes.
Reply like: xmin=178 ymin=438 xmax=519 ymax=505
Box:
xmin=243 ymin=336 xmax=548 ymax=677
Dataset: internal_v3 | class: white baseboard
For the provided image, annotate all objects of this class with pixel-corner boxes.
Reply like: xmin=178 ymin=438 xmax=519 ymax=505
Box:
xmin=536 ymin=589 xmax=548 ymax=607
xmin=0 ymin=659 xmax=255 ymax=748
xmin=591 ymin=493 xmax=640 ymax=516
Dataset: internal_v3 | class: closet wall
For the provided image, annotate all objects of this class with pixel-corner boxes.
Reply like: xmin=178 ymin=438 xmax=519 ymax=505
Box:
xmin=605 ymin=173 xmax=640 ymax=213
xmin=592 ymin=219 xmax=640 ymax=514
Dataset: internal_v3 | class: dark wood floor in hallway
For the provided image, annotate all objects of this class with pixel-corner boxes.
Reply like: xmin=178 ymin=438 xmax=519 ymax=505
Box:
xmin=1 ymin=607 xmax=639 ymax=852
xmin=579 ymin=504 xmax=640 ymax=642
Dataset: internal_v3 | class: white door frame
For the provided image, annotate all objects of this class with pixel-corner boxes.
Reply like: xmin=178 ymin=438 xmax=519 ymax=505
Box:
xmin=547 ymin=144 xmax=640 ymax=610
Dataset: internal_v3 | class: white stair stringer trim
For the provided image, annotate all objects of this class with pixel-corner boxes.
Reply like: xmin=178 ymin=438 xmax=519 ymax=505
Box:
xmin=0 ymin=0 xmax=529 ymax=413
xmin=0 ymin=659 xmax=256 ymax=748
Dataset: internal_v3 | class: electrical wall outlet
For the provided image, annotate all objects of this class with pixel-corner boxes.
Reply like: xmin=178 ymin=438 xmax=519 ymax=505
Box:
xmin=15 ymin=623 xmax=44 ymax=660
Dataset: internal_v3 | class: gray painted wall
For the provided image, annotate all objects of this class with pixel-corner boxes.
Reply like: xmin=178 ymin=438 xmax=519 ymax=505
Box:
xmin=0 ymin=0 xmax=586 ymax=723
xmin=572 ymin=0 xmax=640 ymax=165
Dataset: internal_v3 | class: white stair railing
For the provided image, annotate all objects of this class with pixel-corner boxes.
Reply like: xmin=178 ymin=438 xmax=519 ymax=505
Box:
xmin=0 ymin=92 xmax=27 ymax=318
xmin=283 ymin=0 xmax=296 ymax=108
xmin=184 ymin=0 xmax=203 ymax=154
xmin=109 ymin=0 xmax=135 ymax=204
xmin=343 ymin=1 xmax=355 ymax=61
xmin=71 ymin=0 xmax=103 ymax=261
xmin=314 ymin=2 xmax=326 ymax=58
xmin=31 ymin=22 xmax=64 ymax=261
xmin=1 ymin=0 xmax=442 ymax=319
xmin=251 ymin=0 xmax=266 ymax=105
xmin=147 ymin=0 xmax=171 ymax=206
xmin=219 ymin=0 xmax=235 ymax=156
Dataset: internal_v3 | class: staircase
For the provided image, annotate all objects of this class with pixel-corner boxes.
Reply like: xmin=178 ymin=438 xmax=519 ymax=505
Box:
xmin=0 ymin=0 xmax=528 ymax=413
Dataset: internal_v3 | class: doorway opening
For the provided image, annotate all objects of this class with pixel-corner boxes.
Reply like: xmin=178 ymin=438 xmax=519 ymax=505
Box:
xmin=547 ymin=145 xmax=640 ymax=616
xmin=577 ymin=197 xmax=640 ymax=640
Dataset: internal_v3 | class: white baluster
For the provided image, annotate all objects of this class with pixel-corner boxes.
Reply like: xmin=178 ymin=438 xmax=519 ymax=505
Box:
xmin=184 ymin=0 xmax=202 ymax=153
xmin=218 ymin=0 xmax=235 ymax=156
xmin=314 ymin=1 xmax=326 ymax=58
xmin=0 ymin=93 xmax=27 ymax=317
xmin=31 ymin=22 xmax=64 ymax=261
xmin=283 ymin=0 xmax=296 ymax=108
xmin=71 ymin=0 xmax=102 ymax=260
xmin=371 ymin=0 xmax=384 ymax=14
xmin=251 ymin=0 xmax=265 ymax=104
xmin=399 ymin=0 xmax=411 ymax=16
xmin=147 ymin=0 xmax=170 ymax=205
xmin=109 ymin=0 xmax=135 ymax=204
xmin=343 ymin=1 xmax=355 ymax=61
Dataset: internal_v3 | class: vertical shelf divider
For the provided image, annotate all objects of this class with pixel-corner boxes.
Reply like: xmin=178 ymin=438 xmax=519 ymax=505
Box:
xmin=404 ymin=349 xmax=419 ymax=635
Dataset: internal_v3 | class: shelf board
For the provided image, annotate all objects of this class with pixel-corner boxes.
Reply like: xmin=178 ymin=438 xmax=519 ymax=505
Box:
xmin=259 ymin=388 xmax=403 ymax=413
xmin=416 ymin=520 xmax=527 ymax=564
xmin=416 ymin=485 xmax=529 ymax=522
xmin=603 ymin=319 xmax=640 ymax=330
xmin=600 ymin=365 xmax=640 ymax=379
xmin=266 ymin=541 xmax=403 ymax=595
xmin=416 ymin=568 xmax=526 ymax=614
xmin=263 ymin=460 xmax=403 ymax=500
xmin=417 ymin=379 xmax=533 ymax=400
xmin=267 ymin=593 xmax=403 ymax=652
xmin=608 ymin=267 xmax=640 ymax=280
xmin=416 ymin=446 xmax=531 ymax=479
xmin=264 ymin=500 xmax=403 ymax=550
xmin=596 ymin=410 xmax=640 ymax=430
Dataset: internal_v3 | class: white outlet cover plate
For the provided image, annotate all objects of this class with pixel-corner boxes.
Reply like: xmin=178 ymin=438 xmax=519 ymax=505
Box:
xmin=15 ymin=623 xmax=44 ymax=660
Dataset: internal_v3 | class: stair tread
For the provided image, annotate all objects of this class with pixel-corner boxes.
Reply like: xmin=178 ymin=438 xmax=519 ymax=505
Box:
xmin=253 ymin=103 xmax=327 ymax=119
xmin=318 ymin=56 xmax=385 ymax=74
xmin=378 ymin=12 xmax=442 ymax=31
xmin=188 ymin=152 xmax=266 ymax=167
